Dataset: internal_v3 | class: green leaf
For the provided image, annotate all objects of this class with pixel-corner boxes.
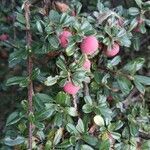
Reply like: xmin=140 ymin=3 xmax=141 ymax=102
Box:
xmin=66 ymin=107 xmax=78 ymax=117
xmin=134 ymin=80 xmax=145 ymax=94
xmin=45 ymin=141 xmax=52 ymax=150
xmin=31 ymin=68 xmax=40 ymax=80
xmin=110 ymin=132 xmax=121 ymax=140
xmin=82 ymin=104 xmax=93 ymax=113
xmin=69 ymin=136 xmax=77 ymax=145
xmin=9 ymin=49 xmax=27 ymax=68
xmin=53 ymin=128 xmax=63 ymax=145
xmin=49 ymin=10 xmax=60 ymax=23
xmin=56 ymin=91 xmax=71 ymax=106
xmin=34 ymin=93 xmax=53 ymax=102
xmin=123 ymin=58 xmax=145 ymax=74
xmin=134 ymin=75 xmax=150 ymax=85
xmin=76 ymin=118 xmax=84 ymax=133
xmin=76 ymin=2 xmax=82 ymax=14
xmin=6 ymin=112 xmax=23 ymax=126
xmin=135 ymin=0 xmax=143 ymax=8
xmin=129 ymin=123 xmax=139 ymax=136
xmin=28 ymin=112 xmax=35 ymax=124
xmin=6 ymin=76 xmax=28 ymax=87
xmin=141 ymin=141 xmax=150 ymax=150
xmin=36 ymin=106 xmax=55 ymax=121
xmin=99 ymin=140 xmax=110 ymax=150
xmin=45 ymin=26 xmax=53 ymax=34
xmin=107 ymin=56 xmax=121 ymax=68
xmin=97 ymin=0 xmax=104 ymax=12
xmin=82 ymin=135 xmax=98 ymax=146
xmin=81 ymin=144 xmax=94 ymax=150
xmin=48 ymin=35 xmax=60 ymax=49
xmin=16 ymin=13 xmax=25 ymax=24
xmin=65 ymin=43 xmax=76 ymax=56
xmin=4 ymin=136 xmax=25 ymax=146
xmin=33 ymin=93 xmax=53 ymax=110
xmin=60 ymin=13 xmax=74 ymax=26
xmin=117 ymin=76 xmax=132 ymax=95
xmin=36 ymin=21 xmax=43 ymax=33
xmin=128 ymin=7 xmax=140 ymax=16
xmin=84 ymin=96 xmax=93 ymax=105
xmin=44 ymin=75 xmax=59 ymax=86
xmin=117 ymin=29 xmax=126 ymax=38
xmin=56 ymin=56 xmax=67 ymax=71
xmin=66 ymin=123 xmax=79 ymax=134
xmin=53 ymin=113 xmax=63 ymax=127
xmin=129 ymin=18 xmax=138 ymax=31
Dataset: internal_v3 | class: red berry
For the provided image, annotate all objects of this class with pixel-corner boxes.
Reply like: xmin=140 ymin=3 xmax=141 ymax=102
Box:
xmin=105 ymin=43 xmax=120 ymax=57
xmin=59 ymin=31 xmax=72 ymax=48
xmin=83 ymin=59 xmax=91 ymax=70
xmin=80 ymin=36 xmax=99 ymax=55
xmin=0 ymin=34 xmax=9 ymax=41
xmin=63 ymin=81 xmax=80 ymax=95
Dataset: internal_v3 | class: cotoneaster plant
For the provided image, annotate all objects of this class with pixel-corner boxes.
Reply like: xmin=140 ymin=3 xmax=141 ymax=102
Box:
xmin=1 ymin=0 xmax=150 ymax=150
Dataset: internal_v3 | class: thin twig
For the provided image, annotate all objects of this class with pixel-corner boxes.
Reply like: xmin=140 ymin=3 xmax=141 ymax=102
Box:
xmin=24 ymin=1 xmax=34 ymax=149
xmin=84 ymin=82 xmax=89 ymax=96
xmin=72 ymin=94 xmax=77 ymax=111
xmin=139 ymin=131 xmax=150 ymax=140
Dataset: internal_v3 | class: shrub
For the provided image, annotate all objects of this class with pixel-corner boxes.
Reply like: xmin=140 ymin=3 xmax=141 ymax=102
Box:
xmin=0 ymin=0 xmax=150 ymax=149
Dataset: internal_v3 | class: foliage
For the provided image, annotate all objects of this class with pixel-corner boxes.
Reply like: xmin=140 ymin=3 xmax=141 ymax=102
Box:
xmin=0 ymin=0 xmax=150 ymax=149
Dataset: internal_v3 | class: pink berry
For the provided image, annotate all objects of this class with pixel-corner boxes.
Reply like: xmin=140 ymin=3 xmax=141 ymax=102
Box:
xmin=80 ymin=36 xmax=99 ymax=55
xmin=0 ymin=34 xmax=9 ymax=41
xmin=63 ymin=81 xmax=80 ymax=95
xmin=105 ymin=43 xmax=120 ymax=57
xmin=59 ymin=31 xmax=72 ymax=48
xmin=83 ymin=59 xmax=91 ymax=70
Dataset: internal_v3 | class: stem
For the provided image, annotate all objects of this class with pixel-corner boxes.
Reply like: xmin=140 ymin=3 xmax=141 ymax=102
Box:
xmin=72 ymin=94 xmax=77 ymax=111
xmin=24 ymin=1 xmax=33 ymax=149
xmin=11 ymin=0 xmax=16 ymax=40
xmin=84 ymin=82 xmax=89 ymax=96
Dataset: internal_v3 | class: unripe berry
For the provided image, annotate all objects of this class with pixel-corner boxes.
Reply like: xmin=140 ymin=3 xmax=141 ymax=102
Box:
xmin=59 ymin=31 xmax=72 ymax=48
xmin=80 ymin=36 xmax=99 ymax=55
xmin=83 ymin=59 xmax=91 ymax=70
xmin=63 ymin=81 xmax=80 ymax=95
xmin=0 ymin=34 xmax=9 ymax=41
xmin=93 ymin=115 xmax=104 ymax=126
xmin=105 ymin=43 xmax=120 ymax=57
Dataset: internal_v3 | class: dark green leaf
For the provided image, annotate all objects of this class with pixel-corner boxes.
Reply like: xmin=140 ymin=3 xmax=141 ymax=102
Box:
xmin=6 ymin=76 xmax=28 ymax=87
xmin=134 ymin=75 xmax=150 ymax=85
xmin=128 ymin=7 xmax=140 ymax=16
xmin=56 ymin=92 xmax=71 ymax=106
xmin=6 ymin=112 xmax=23 ymax=126
xmin=66 ymin=107 xmax=78 ymax=117
xmin=82 ymin=135 xmax=98 ymax=146
xmin=82 ymin=104 xmax=93 ymax=113
xmin=117 ymin=76 xmax=133 ymax=95
xmin=53 ymin=128 xmax=63 ymax=145
xmin=76 ymin=118 xmax=84 ymax=133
